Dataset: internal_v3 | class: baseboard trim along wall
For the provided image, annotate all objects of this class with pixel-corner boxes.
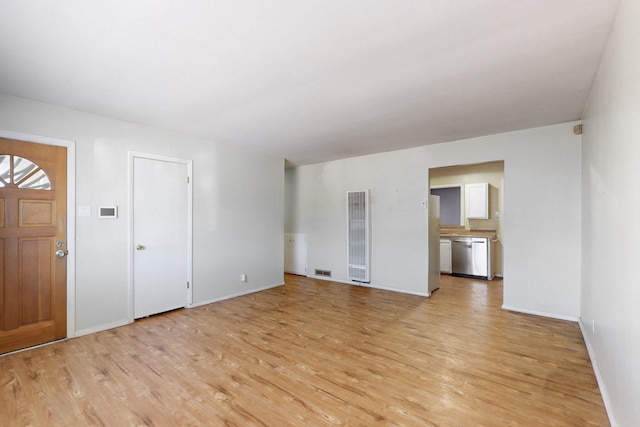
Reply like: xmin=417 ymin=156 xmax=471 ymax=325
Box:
xmin=72 ymin=283 xmax=284 ymax=338
xmin=578 ymin=319 xmax=618 ymax=427
xmin=191 ymin=281 xmax=285 ymax=308
xmin=494 ymin=305 xmax=614 ymax=425
xmin=360 ymin=281 xmax=431 ymax=297
xmin=70 ymin=276 xmax=613 ymax=426
xmin=306 ymin=275 xmax=431 ymax=297
xmin=501 ymin=305 xmax=580 ymax=323
xmin=74 ymin=319 xmax=132 ymax=338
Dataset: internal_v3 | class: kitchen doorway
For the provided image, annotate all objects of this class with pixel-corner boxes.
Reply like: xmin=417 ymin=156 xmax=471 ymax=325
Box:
xmin=429 ymin=160 xmax=505 ymax=282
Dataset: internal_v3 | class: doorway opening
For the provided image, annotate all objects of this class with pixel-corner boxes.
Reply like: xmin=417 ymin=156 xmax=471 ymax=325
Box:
xmin=429 ymin=160 xmax=505 ymax=298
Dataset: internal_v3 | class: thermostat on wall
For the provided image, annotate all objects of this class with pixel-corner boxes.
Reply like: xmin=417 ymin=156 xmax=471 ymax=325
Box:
xmin=98 ymin=206 xmax=118 ymax=219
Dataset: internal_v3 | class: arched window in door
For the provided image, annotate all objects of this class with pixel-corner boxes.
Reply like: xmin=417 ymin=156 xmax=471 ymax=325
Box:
xmin=0 ymin=154 xmax=52 ymax=190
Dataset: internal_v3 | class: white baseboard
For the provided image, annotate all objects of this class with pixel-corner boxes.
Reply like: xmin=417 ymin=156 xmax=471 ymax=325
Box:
xmin=360 ymin=282 xmax=431 ymax=297
xmin=501 ymin=305 xmax=579 ymax=322
xmin=578 ymin=319 xmax=618 ymax=427
xmin=72 ymin=283 xmax=284 ymax=337
xmin=190 ymin=281 xmax=285 ymax=308
xmin=306 ymin=275 xmax=355 ymax=285
xmin=0 ymin=338 xmax=68 ymax=357
xmin=499 ymin=306 xmax=616 ymax=425
xmin=306 ymin=275 xmax=431 ymax=297
xmin=74 ymin=319 xmax=131 ymax=337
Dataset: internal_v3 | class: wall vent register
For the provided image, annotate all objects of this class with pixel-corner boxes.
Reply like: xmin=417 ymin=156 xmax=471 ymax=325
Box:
xmin=347 ymin=189 xmax=371 ymax=283
xmin=314 ymin=269 xmax=332 ymax=277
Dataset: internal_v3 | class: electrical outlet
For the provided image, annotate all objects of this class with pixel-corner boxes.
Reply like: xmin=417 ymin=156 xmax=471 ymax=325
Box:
xmin=241 ymin=274 xmax=247 ymax=282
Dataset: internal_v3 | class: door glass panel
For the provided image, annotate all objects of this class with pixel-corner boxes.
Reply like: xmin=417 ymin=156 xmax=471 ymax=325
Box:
xmin=0 ymin=154 xmax=51 ymax=190
xmin=0 ymin=155 xmax=9 ymax=187
xmin=19 ymin=169 xmax=51 ymax=190
xmin=13 ymin=156 xmax=37 ymax=183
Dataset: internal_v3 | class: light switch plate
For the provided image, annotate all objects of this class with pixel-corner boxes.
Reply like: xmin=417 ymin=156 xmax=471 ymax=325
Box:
xmin=78 ymin=206 xmax=91 ymax=217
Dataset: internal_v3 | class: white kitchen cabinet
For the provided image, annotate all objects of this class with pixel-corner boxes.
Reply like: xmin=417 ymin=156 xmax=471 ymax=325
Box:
xmin=465 ymin=182 xmax=489 ymax=219
xmin=440 ymin=238 xmax=452 ymax=273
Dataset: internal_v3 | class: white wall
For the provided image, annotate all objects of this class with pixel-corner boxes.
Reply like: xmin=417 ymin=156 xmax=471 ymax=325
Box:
xmin=581 ymin=0 xmax=640 ymax=424
xmin=0 ymin=94 xmax=284 ymax=334
xmin=287 ymin=122 xmax=582 ymax=317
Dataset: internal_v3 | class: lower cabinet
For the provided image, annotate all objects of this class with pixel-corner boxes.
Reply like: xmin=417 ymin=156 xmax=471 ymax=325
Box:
xmin=440 ymin=238 xmax=452 ymax=273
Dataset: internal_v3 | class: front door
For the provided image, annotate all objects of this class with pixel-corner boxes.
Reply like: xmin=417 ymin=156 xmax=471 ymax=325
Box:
xmin=0 ymin=138 xmax=67 ymax=354
xmin=133 ymin=155 xmax=189 ymax=318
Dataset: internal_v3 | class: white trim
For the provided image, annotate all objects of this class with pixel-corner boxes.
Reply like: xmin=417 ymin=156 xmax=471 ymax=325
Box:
xmin=306 ymin=275 xmax=431 ymax=297
xmin=502 ymin=304 xmax=616 ymax=425
xmin=578 ymin=319 xmax=618 ymax=427
xmin=501 ymin=305 xmax=579 ymax=322
xmin=0 ymin=130 xmax=77 ymax=338
xmin=360 ymin=281 xmax=431 ymax=297
xmin=128 ymin=151 xmax=193 ymax=322
xmin=0 ymin=338 xmax=67 ymax=357
xmin=190 ymin=282 xmax=285 ymax=308
xmin=74 ymin=319 xmax=131 ymax=338
xmin=307 ymin=275 xmax=363 ymax=285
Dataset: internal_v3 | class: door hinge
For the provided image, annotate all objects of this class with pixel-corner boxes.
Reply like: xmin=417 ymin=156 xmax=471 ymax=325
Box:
xmin=187 ymin=176 xmax=190 ymax=184
xmin=187 ymin=281 xmax=190 ymax=289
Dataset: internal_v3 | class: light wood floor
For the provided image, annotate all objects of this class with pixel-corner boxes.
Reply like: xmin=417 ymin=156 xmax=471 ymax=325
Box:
xmin=1 ymin=274 xmax=609 ymax=426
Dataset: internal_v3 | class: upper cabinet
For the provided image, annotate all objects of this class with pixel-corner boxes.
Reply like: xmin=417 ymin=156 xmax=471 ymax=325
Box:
xmin=465 ymin=182 xmax=488 ymax=219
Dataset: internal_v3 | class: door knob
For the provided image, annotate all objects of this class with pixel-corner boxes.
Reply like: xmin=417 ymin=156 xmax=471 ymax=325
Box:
xmin=55 ymin=249 xmax=68 ymax=258
xmin=136 ymin=244 xmax=145 ymax=251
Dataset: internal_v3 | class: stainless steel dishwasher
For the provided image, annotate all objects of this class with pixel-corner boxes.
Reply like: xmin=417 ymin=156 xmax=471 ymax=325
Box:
xmin=451 ymin=237 xmax=490 ymax=279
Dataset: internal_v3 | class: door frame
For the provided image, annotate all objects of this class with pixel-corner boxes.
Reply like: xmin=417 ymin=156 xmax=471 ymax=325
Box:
xmin=128 ymin=151 xmax=193 ymax=322
xmin=0 ymin=129 xmax=77 ymax=339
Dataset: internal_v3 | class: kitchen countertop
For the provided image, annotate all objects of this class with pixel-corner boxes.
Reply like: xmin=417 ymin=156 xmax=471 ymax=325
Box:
xmin=439 ymin=228 xmax=498 ymax=240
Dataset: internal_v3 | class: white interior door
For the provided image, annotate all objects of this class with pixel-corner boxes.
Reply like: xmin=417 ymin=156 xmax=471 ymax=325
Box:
xmin=284 ymin=233 xmax=307 ymax=275
xmin=133 ymin=156 xmax=189 ymax=318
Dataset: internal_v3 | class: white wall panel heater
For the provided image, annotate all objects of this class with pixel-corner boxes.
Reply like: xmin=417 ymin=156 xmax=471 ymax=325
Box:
xmin=347 ymin=190 xmax=370 ymax=283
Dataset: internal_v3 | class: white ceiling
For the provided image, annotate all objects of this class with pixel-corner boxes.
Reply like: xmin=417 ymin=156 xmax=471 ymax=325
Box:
xmin=0 ymin=0 xmax=620 ymax=165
